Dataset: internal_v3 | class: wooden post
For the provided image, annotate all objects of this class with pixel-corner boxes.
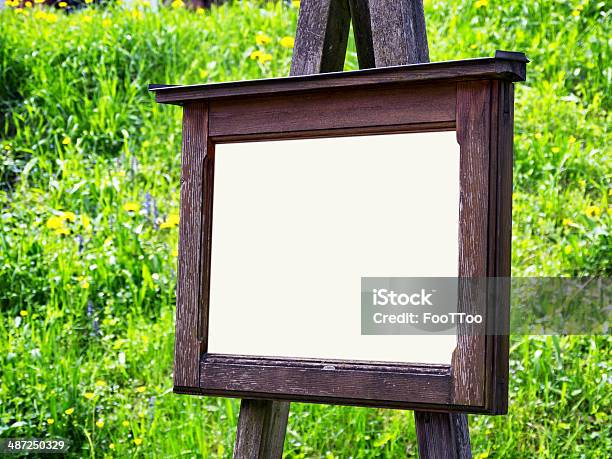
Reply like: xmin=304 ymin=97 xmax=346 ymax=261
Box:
xmin=233 ymin=0 xmax=471 ymax=457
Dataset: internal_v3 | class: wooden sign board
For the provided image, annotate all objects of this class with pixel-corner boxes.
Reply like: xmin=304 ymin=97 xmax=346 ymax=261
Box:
xmin=151 ymin=53 xmax=527 ymax=414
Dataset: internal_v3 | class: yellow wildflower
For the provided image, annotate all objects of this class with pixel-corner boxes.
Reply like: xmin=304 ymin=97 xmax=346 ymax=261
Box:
xmin=15 ymin=9 xmax=29 ymax=16
xmin=199 ymin=69 xmax=209 ymax=79
xmin=534 ymin=132 xmax=542 ymax=139
xmin=65 ymin=408 xmax=74 ymax=415
xmin=579 ymin=179 xmax=586 ymax=188
xmin=136 ymin=386 xmax=146 ymax=393
xmin=46 ymin=216 xmax=64 ymax=230
xmin=81 ymin=214 xmax=91 ymax=230
xmin=47 ymin=418 xmax=54 ymax=425
xmin=171 ymin=247 xmax=179 ymax=257
xmin=58 ymin=1 xmax=67 ymax=8
xmin=568 ymin=135 xmax=577 ymax=145
xmin=20 ymin=310 xmax=28 ymax=317
xmin=109 ymin=443 xmax=115 ymax=450
xmin=258 ymin=53 xmax=273 ymax=64
xmin=291 ymin=0 xmax=300 ymax=7
xmin=256 ymin=33 xmax=272 ymax=45
xmin=250 ymin=50 xmax=264 ymax=61
xmin=122 ymin=420 xmax=130 ymax=427
xmin=83 ymin=15 xmax=93 ymax=23
xmin=564 ymin=245 xmax=572 ymax=254
xmin=35 ymin=0 xmax=44 ymax=3
xmin=133 ymin=438 xmax=143 ymax=446
xmin=62 ymin=137 xmax=71 ymax=145
xmin=45 ymin=12 xmax=58 ymax=23
xmin=96 ymin=419 xmax=105 ymax=428
xmin=551 ymin=147 xmax=560 ymax=153
xmin=280 ymin=36 xmax=295 ymax=49
xmin=585 ymin=206 xmax=601 ymax=218
xmin=85 ymin=0 xmax=93 ymax=3
xmin=196 ymin=7 xmax=204 ymax=15
xmin=562 ymin=218 xmax=574 ymax=227
xmin=571 ymin=9 xmax=580 ymax=17
xmin=160 ymin=213 xmax=180 ymax=229
xmin=131 ymin=9 xmax=143 ymax=20
xmin=95 ymin=380 xmax=106 ymax=387
xmin=55 ymin=227 xmax=70 ymax=236
xmin=102 ymin=18 xmax=112 ymax=28
xmin=25 ymin=1 xmax=33 ymax=7
xmin=80 ymin=278 xmax=90 ymax=289
xmin=171 ymin=0 xmax=184 ymax=8
xmin=61 ymin=211 xmax=77 ymax=222
xmin=474 ymin=0 xmax=488 ymax=8
xmin=123 ymin=202 xmax=140 ymax=212
xmin=84 ymin=392 xmax=95 ymax=400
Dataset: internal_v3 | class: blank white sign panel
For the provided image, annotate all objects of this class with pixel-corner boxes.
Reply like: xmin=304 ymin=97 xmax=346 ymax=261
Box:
xmin=208 ymin=131 xmax=460 ymax=364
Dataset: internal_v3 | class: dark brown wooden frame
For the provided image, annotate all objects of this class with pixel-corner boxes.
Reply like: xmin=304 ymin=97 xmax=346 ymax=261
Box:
xmin=152 ymin=53 xmax=526 ymax=415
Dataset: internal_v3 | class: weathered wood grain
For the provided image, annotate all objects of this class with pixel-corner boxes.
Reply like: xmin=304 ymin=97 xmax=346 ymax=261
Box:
xmin=202 ymin=355 xmax=453 ymax=409
xmin=233 ymin=399 xmax=290 ymax=459
xmin=451 ymin=81 xmax=491 ymax=407
xmin=208 ymin=83 xmax=456 ymax=137
xmin=290 ymin=0 xmax=351 ymax=75
xmin=174 ymin=102 xmax=209 ymax=390
xmin=152 ymin=55 xmax=528 ymax=105
xmin=415 ymin=411 xmax=472 ymax=459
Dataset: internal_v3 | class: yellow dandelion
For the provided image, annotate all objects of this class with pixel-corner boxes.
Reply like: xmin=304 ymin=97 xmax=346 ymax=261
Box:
xmin=585 ymin=206 xmax=601 ymax=218
xmin=136 ymin=386 xmax=146 ymax=393
xmin=96 ymin=419 xmax=105 ymax=428
xmin=256 ymin=33 xmax=272 ymax=45
xmin=109 ymin=443 xmax=115 ymax=450
xmin=564 ymin=245 xmax=573 ymax=254
xmin=46 ymin=216 xmax=64 ymax=230
xmin=44 ymin=12 xmax=58 ymax=23
xmin=62 ymin=138 xmax=71 ymax=147
xmin=85 ymin=0 xmax=93 ymax=3
xmin=25 ymin=1 xmax=32 ymax=7
xmin=571 ymin=9 xmax=580 ymax=17
xmin=196 ymin=7 xmax=204 ymax=15
xmin=171 ymin=247 xmax=179 ymax=257
xmin=199 ymin=69 xmax=209 ymax=79
xmin=568 ymin=135 xmax=577 ymax=145
xmin=579 ymin=179 xmax=586 ymax=188
xmin=82 ymin=15 xmax=93 ymax=23
xmin=35 ymin=0 xmax=45 ymax=3
xmin=474 ymin=0 xmax=488 ymax=8
xmin=534 ymin=132 xmax=542 ymax=140
xmin=84 ymin=392 xmax=95 ymax=400
xmin=122 ymin=420 xmax=130 ymax=427
xmin=102 ymin=18 xmax=112 ymax=28
xmin=61 ymin=211 xmax=77 ymax=222
xmin=250 ymin=50 xmax=264 ymax=61
xmin=15 ymin=9 xmax=29 ymax=16
xmin=55 ymin=227 xmax=70 ymax=236
xmin=551 ymin=147 xmax=560 ymax=153
xmin=47 ymin=418 xmax=54 ymax=425
xmin=280 ymin=36 xmax=295 ymax=49
xmin=133 ymin=438 xmax=143 ymax=446
xmin=291 ymin=0 xmax=300 ymax=7
xmin=160 ymin=213 xmax=180 ymax=229
xmin=123 ymin=202 xmax=140 ymax=212
xmin=58 ymin=1 xmax=67 ymax=7
xmin=20 ymin=310 xmax=28 ymax=317
xmin=562 ymin=218 xmax=574 ymax=227
xmin=131 ymin=9 xmax=143 ymax=20
xmin=65 ymin=408 xmax=74 ymax=415
xmin=171 ymin=0 xmax=184 ymax=8
xmin=258 ymin=53 xmax=273 ymax=64
xmin=81 ymin=214 xmax=91 ymax=230
xmin=80 ymin=279 xmax=90 ymax=289
xmin=95 ymin=380 xmax=106 ymax=387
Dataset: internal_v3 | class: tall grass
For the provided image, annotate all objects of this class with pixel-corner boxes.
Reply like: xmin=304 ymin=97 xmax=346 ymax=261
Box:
xmin=0 ymin=1 xmax=610 ymax=457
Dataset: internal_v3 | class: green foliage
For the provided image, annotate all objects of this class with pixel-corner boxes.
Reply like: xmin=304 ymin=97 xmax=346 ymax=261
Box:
xmin=0 ymin=1 xmax=610 ymax=457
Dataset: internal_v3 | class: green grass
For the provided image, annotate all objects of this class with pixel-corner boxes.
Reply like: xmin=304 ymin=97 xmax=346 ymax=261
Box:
xmin=0 ymin=0 xmax=610 ymax=457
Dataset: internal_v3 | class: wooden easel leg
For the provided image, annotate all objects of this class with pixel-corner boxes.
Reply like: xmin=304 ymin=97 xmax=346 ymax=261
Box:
xmin=414 ymin=412 xmax=471 ymax=459
xmin=233 ymin=399 xmax=290 ymax=459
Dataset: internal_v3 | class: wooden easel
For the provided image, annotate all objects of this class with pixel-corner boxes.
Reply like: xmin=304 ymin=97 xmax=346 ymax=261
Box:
xmin=233 ymin=0 xmax=471 ymax=457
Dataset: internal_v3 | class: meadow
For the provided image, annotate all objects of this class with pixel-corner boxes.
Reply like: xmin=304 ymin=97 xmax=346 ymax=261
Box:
xmin=0 ymin=0 xmax=610 ymax=457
